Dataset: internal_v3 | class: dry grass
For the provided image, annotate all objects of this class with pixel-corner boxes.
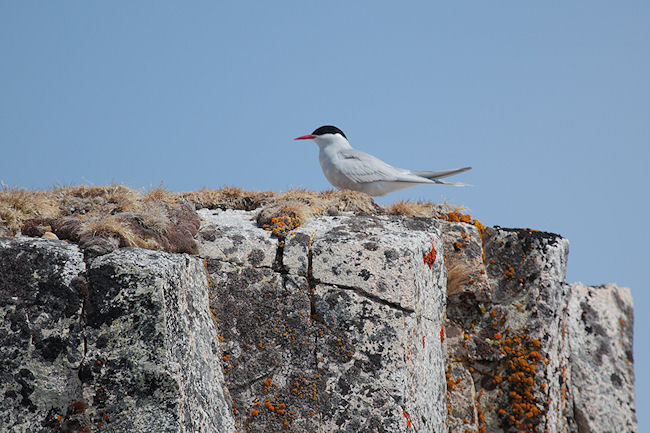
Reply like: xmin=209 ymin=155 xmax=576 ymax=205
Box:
xmin=445 ymin=256 xmax=475 ymax=295
xmin=79 ymin=215 xmax=156 ymax=250
xmin=1 ymin=183 xmax=473 ymax=256
xmin=179 ymin=186 xmax=272 ymax=211
xmin=57 ymin=184 xmax=143 ymax=214
xmin=384 ymin=200 xmax=468 ymax=218
xmin=0 ymin=183 xmax=199 ymax=254
xmin=255 ymin=189 xmax=378 ymax=238
xmin=0 ymin=185 xmax=61 ymax=234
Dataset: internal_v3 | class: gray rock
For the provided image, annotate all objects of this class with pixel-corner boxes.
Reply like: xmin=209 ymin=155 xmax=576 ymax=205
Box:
xmin=197 ymin=208 xmax=277 ymax=268
xmin=0 ymin=209 xmax=638 ymax=433
xmin=286 ymin=214 xmax=447 ymax=431
xmin=0 ymin=237 xmax=86 ymax=433
xmin=208 ymin=263 xmax=320 ymax=433
xmin=84 ymin=248 xmax=235 ymax=432
xmin=313 ymin=283 xmax=444 ymax=433
xmin=444 ymin=226 xmax=573 ymax=433
xmin=567 ymin=282 xmax=636 ymax=433
xmin=446 ymin=361 xmax=479 ymax=433
xmin=207 ymin=212 xmax=448 ymax=432
xmin=284 ymin=214 xmax=446 ymax=316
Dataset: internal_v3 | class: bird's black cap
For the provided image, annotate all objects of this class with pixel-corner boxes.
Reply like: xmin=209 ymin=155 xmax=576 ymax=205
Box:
xmin=312 ymin=125 xmax=347 ymax=139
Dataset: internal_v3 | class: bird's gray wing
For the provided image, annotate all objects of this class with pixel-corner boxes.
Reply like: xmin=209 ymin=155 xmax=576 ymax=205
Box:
xmin=338 ymin=149 xmax=433 ymax=184
xmin=410 ymin=167 xmax=472 ymax=180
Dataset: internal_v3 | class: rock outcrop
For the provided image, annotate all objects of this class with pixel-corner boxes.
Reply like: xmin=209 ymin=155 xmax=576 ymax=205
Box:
xmin=1 ymin=238 xmax=235 ymax=433
xmin=0 ymin=205 xmax=637 ymax=433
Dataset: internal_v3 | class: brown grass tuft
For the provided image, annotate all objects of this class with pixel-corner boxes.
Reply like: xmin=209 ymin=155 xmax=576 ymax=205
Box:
xmin=55 ymin=184 xmax=142 ymax=215
xmin=445 ymin=255 xmax=475 ymax=295
xmin=1 ymin=184 xmax=200 ymax=254
xmin=2 ymin=184 xmax=471 ymax=257
xmin=179 ymin=186 xmax=272 ymax=211
xmin=255 ymin=188 xmax=378 ymax=238
xmin=384 ymin=200 xmax=436 ymax=217
xmin=144 ymin=186 xmax=177 ymax=204
xmin=79 ymin=215 xmax=156 ymax=249
xmin=0 ymin=185 xmax=61 ymax=234
xmin=384 ymin=200 xmax=468 ymax=219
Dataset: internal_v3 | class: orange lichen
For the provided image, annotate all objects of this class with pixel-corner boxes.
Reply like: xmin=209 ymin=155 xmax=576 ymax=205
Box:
xmin=445 ymin=212 xmax=472 ymax=223
xmin=403 ymin=410 xmax=412 ymax=428
xmin=446 ymin=369 xmax=463 ymax=391
xmin=423 ymin=238 xmax=437 ymax=269
xmin=503 ymin=266 xmax=515 ymax=280
xmin=440 ymin=325 xmax=445 ymax=344
xmin=495 ymin=331 xmax=548 ymax=432
xmin=250 ymin=409 xmax=259 ymax=416
xmin=422 ymin=335 xmax=426 ymax=349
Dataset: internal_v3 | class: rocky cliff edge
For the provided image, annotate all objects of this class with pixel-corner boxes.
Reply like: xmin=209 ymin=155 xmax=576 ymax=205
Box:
xmin=0 ymin=187 xmax=636 ymax=433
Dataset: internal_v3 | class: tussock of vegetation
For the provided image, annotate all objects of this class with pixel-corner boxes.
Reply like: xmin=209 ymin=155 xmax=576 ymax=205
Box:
xmin=0 ymin=187 xmax=60 ymax=235
xmin=1 ymin=184 xmax=200 ymax=254
xmin=384 ymin=200 xmax=467 ymax=218
xmin=445 ymin=257 xmax=475 ymax=295
xmin=179 ymin=186 xmax=273 ymax=211
xmin=1 ymin=184 xmax=477 ymax=257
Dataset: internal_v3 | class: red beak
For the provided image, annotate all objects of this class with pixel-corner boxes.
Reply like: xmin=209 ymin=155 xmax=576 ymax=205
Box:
xmin=294 ymin=134 xmax=316 ymax=140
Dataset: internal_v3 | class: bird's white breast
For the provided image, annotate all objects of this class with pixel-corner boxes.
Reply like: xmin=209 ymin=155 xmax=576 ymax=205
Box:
xmin=318 ymin=147 xmax=355 ymax=190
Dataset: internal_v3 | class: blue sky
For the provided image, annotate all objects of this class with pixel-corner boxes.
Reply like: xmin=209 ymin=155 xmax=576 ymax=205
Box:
xmin=2 ymin=1 xmax=648 ymax=426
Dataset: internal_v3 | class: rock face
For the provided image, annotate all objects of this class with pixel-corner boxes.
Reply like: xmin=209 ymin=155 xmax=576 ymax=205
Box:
xmin=201 ymin=210 xmax=447 ymax=432
xmin=445 ymin=225 xmax=575 ymax=433
xmin=0 ymin=238 xmax=86 ymax=432
xmin=0 ymin=209 xmax=637 ymax=433
xmin=82 ymin=248 xmax=235 ymax=433
xmin=0 ymin=238 xmax=235 ymax=433
xmin=567 ymin=282 xmax=636 ymax=433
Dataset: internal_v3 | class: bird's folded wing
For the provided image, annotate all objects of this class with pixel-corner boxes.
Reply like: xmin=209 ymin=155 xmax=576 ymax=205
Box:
xmin=338 ymin=150 xmax=433 ymax=184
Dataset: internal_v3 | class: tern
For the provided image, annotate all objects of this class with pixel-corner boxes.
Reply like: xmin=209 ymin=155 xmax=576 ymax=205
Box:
xmin=295 ymin=125 xmax=471 ymax=196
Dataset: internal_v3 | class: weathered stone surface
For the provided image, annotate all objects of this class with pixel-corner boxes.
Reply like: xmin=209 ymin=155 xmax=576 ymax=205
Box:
xmin=208 ymin=263 xmax=319 ymax=433
xmin=567 ymin=282 xmax=636 ymax=433
xmin=313 ymin=283 xmax=443 ymax=432
xmin=446 ymin=360 xmax=479 ymax=433
xmin=284 ymin=214 xmax=445 ymax=316
xmin=285 ymin=214 xmax=447 ymax=431
xmin=444 ymin=226 xmax=573 ymax=433
xmin=1 ymin=207 xmax=638 ymax=433
xmin=82 ymin=248 xmax=235 ymax=432
xmin=197 ymin=208 xmax=277 ymax=268
xmin=0 ymin=237 xmax=86 ymax=433
xmin=207 ymin=212 xmax=448 ymax=432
